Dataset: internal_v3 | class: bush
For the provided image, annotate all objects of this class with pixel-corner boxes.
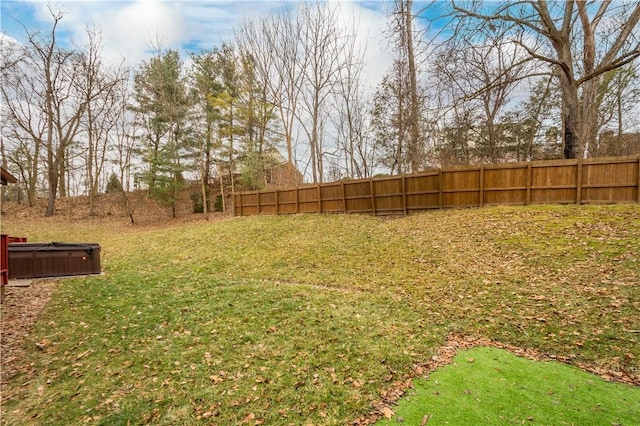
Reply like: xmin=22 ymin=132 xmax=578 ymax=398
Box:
xmin=190 ymin=191 xmax=204 ymax=214
xmin=214 ymin=194 xmax=223 ymax=212
xmin=105 ymin=173 xmax=123 ymax=193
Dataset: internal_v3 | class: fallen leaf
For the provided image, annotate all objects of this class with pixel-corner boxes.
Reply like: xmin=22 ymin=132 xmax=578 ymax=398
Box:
xmin=239 ymin=413 xmax=255 ymax=424
xmin=382 ymin=406 xmax=394 ymax=419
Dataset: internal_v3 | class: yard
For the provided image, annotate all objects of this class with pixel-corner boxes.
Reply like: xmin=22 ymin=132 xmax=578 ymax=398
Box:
xmin=1 ymin=204 xmax=639 ymax=424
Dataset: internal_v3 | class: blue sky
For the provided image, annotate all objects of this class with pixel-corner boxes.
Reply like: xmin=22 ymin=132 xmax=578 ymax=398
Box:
xmin=1 ymin=1 xmax=300 ymax=59
xmin=0 ymin=1 xmax=454 ymax=88
xmin=1 ymin=1 xmax=389 ymax=64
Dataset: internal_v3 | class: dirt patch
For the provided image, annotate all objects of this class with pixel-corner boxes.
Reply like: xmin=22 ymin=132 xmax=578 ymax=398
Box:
xmin=1 ymin=279 xmax=58 ymax=394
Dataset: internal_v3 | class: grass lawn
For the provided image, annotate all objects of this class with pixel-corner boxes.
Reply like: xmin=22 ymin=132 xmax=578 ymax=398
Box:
xmin=1 ymin=204 xmax=639 ymax=424
xmin=375 ymin=346 xmax=640 ymax=425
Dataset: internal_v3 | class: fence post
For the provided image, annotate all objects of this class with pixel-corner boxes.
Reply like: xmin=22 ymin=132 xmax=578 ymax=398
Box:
xmin=341 ymin=181 xmax=347 ymax=213
xmin=257 ymin=191 xmax=261 ymax=215
xmin=370 ymin=179 xmax=376 ymax=216
xmin=438 ymin=169 xmax=443 ymax=209
xmin=402 ymin=175 xmax=407 ymax=215
xmin=479 ymin=166 xmax=484 ymax=208
xmin=295 ymin=187 xmax=300 ymax=214
xmin=576 ymin=160 xmax=583 ymax=205
xmin=637 ymin=157 xmax=640 ymax=203
xmin=526 ymin=164 xmax=532 ymax=205
xmin=317 ymin=185 xmax=322 ymax=213
xmin=275 ymin=189 xmax=279 ymax=215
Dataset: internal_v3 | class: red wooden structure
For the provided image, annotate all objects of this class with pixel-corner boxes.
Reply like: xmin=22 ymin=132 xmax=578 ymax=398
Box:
xmin=1 ymin=235 xmax=27 ymax=285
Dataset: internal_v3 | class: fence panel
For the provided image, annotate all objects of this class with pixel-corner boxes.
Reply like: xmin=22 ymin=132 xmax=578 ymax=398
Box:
xmin=277 ymin=189 xmax=298 ymax=214
xmin=233 ymin=156 xmax=640 ymax=217
xmin=530 ymin=161 xmax=578 ymax=204
xmin=236 ymin=193 xmax=258 ymax=216
xmin=483 ymin=164 xmax=528 ymax=206
xmin=344 ymin=180 xmax=372 ymax=214
xmin=298 ymin=186 xmax=320 ymax=213
xmin=372 ymin=177 xmax=404 ymax=215
xmin=442 ymin=168 xmax=480 ymax=207
xmin=582 ymin=158 xmax=639 ymax=203
xmin=320 ymin=183 xmax=345 ymax=213
xmin=406 ymin=172 xmax=440 ymax=210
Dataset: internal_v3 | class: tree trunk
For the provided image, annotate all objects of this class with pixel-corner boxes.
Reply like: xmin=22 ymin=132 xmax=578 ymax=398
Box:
xmin=404 ymin=0 xmax=420 ymax=173
xmin=580 ymin=77 xmax=600 ymax=157
xmin=87 ymin=104 xmax=96 ymax=216
xmin=558 ymin=72 xmax=579 ymax=159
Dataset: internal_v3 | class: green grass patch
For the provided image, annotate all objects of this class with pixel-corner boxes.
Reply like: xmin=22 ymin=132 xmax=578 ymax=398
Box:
xmin=2 ymin=204 xmax=639 ymax=424
xmin=377 ymin=346 xmax=640 ymax=425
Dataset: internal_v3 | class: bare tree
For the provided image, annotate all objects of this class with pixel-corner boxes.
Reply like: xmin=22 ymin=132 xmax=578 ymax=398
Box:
xmin=2 ymin=8 xmax=91 ymax=216
xmin=592 ymin=63 xmax=640 ymax=156
xmin=432 ymin=25 xmax=532 ymax=163
xmin=330 ymin=13 xmax=374 ymax=179
xmin=373 ymin=0 xmax=431 ymax=174
xmin=333 ymin=67 xmax=375 ymax=179
xmin=452 ymin=1 xmax=640 ymax=159
xmin=298 ymin=1 xmax=359 ymax=183
xmin=397 ymin=0 xmax=422 ymax=172
xmin=111 ymin=82 xmax=142 ymax=224
xmin=76 ymin=27 xmax=128 ymax=216
xmin=1 ymin=34 xmax=45 ymax=205
xmin=236 ymin=11 xmax=305 ymax=167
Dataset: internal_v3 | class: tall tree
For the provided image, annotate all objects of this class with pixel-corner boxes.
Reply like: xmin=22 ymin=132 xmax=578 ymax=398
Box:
xmin=236 ymin=11 xmax=304 ymax=167
xmin=210 ymin=43 xmax=243 ymax=195
xmin=398 ymin=0 xmax=422 ymax=172
xmin=236 ymin=52 xmax=281 ymax=190
xmin=189 ymin=51 xmax=224 ymax=216
xmin=371 ymin=63 xmax=411 ymax=174
xmin=111 ymin=82 xmax=141 ymax=224
xmin=298 ymin=1 xmax=360 ymax=183
xmin=1 ymin=35 xmax=43 ymax=205
xmin=332 ymin=49 xmax=374 ymax=179
xmin=1 ymin=8 xmax=90 ymax=216
xmin=374 ymin=0 xmax=428 ymax=174
xmin=452 ymin=1 xmax=640 ymax=159
xmin=132 ymin=49 xmax=189 ymax=217
xmin=76 ymin=28 xmax=128 ymax=216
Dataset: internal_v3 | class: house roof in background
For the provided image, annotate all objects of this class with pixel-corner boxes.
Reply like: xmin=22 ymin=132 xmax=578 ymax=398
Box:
xmin=1 ymin=167 xmax=18 ymax=185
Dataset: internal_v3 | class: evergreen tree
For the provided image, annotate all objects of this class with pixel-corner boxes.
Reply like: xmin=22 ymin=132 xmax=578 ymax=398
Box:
xmin=131 ymin=49 xmax=189 ymax=217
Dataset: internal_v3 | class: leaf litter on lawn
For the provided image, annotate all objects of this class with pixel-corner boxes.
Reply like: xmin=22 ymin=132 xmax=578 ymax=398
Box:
xmin=1 ymin=204 xmax=639 ymax=425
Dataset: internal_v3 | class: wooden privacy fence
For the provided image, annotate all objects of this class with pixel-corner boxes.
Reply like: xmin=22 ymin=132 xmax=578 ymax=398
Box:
xmin=233 ymin=156 xmax=640 ymax=217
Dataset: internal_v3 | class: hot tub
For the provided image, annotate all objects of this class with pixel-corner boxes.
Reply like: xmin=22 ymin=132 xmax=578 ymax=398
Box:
xmin=8 ymin=242 xmax=101 ymax=279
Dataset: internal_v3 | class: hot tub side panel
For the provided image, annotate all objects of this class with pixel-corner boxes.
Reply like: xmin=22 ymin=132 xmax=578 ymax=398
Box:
xmin=8 ymin=243 xmax=101 ymax=279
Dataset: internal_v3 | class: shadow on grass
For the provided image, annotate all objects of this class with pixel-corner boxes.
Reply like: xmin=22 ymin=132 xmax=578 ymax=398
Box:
xmin=376 ymin=346 xmax=640 ymax=425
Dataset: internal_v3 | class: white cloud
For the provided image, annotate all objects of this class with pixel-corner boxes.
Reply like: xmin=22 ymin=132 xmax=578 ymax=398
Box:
xmin=339 ymin=0 xmax=394 ymax=91
xmin=104 ymin=1 xmax=186 ymax=59
xmin=2 ymin=0 xmax=395 ymax=88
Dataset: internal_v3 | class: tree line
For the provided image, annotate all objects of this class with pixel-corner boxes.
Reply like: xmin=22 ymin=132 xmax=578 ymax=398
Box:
xmin=2 ymin=1 xmax=639 ymax=217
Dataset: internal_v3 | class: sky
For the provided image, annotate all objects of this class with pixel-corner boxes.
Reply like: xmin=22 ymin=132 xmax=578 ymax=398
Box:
xmin=0 ymin=0 xmax=409 ymax=90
